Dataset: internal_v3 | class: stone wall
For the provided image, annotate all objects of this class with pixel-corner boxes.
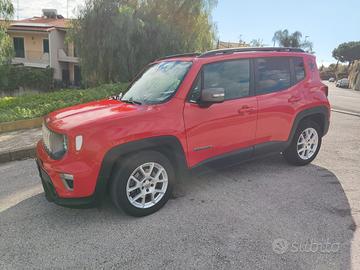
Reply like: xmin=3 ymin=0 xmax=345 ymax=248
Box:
xmin=349 ymin=60 xmax=360 ymax=91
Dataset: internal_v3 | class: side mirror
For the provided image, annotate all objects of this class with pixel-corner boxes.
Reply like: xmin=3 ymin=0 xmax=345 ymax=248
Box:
xmin=200 ymin=88 xmax=225 ymax=105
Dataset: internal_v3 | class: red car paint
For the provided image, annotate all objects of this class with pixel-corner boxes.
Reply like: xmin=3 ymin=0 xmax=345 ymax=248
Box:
xmin=36 ymin=50 xmax=330 ymax=200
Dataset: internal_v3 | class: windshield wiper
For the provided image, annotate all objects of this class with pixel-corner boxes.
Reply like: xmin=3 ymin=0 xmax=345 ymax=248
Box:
xmin=109 ymin=92 xmax=123 ymax=101
xmin=121 ymin=97 xmax=142 ymax=105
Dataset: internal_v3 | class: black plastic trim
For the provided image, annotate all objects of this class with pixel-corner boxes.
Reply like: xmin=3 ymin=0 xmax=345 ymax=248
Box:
xmin=254 ymin=141 xmax=288 ymax=156
xmin=93 ymin=136 xmax=188 ymax=203
xmin=156 ymin=53 xmax=201 ymax=61
xmin=192 ymin=147 xmax=254 ymax=169
xmin=287 ymin=106 xmax=330 ymax=145
xmin=199 ymin=47 xmax=305 ymax=58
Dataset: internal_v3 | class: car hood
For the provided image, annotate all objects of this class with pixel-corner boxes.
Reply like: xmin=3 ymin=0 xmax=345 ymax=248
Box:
xmin=46 ymin=99 xmax=148 ymax=131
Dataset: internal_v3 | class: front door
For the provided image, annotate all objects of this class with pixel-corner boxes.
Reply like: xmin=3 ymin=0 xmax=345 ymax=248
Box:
xmin=184 ymin=59 xmax=258 ymax=167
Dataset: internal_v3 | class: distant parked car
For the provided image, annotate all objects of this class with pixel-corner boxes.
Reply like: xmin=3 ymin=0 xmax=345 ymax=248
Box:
xmin=336 ymin=78 xmax=349 ymax=88
xmin=328 ymin=77 xmax=335 ymax=82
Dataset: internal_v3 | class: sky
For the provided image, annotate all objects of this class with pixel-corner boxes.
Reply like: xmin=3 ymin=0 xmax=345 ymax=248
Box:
xmin=11 ymin=0 xmax=360 ymax=66
xmin=212 ymin=0 xmax=360 ymax=66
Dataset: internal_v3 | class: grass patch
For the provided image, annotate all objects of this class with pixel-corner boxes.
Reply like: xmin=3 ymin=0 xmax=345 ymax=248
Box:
xmin=0 ymin=83 xmax=128 ymax=123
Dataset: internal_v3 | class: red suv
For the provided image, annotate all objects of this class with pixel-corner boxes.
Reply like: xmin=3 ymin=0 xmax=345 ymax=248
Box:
xmin=36 ymin=47 xmax=330 ymax=216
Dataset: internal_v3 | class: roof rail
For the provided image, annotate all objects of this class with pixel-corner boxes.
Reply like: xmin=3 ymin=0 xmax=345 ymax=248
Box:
xmin=156 ymin=53 xmax=201 ymax=61
xmin=198 ymin=47 xmax=305 ymax=58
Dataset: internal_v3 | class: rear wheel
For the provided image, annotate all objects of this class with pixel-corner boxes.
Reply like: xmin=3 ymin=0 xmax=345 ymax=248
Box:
xmin=111 ymin=151 xmax=174 ymax=216
xmin=283 ymin=120 xmax=322 ymax=166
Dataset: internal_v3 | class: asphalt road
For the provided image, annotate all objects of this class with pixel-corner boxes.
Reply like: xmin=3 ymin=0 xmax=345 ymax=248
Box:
xmin=0 ymin=112 xmax=359 ymax=269
xmin=325 ymin=81 xmax=360 ymax=114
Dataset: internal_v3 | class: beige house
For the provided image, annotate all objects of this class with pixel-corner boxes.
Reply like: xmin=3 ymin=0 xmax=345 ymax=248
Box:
xmin=217 ymin=40 xmax=249 ymax=49
xmin=7 ymin=9 xmax=80 ymax=86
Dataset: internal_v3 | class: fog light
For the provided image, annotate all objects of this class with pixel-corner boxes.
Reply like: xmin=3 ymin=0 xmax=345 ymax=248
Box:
xmin=60 ymin=173 xmax=74 ymax=191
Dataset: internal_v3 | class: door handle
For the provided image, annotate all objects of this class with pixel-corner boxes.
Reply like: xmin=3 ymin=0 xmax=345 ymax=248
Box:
xmin=288 ymin=95 xmax=301 ymax=103
xmin=238 ymin=105 xmax=256 ymax=115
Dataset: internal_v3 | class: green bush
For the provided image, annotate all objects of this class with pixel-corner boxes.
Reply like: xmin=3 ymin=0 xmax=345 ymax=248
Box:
xmin=0 ymin=83 xmax=128 ymax=122
xmin=0 ymin=65 xmax=54 ymax=92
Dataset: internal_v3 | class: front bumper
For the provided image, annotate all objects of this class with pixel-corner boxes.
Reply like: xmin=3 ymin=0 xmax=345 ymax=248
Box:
xmin=36 ymin=141 xmax=101 ymax=208
xmin=36 ymin=159 xmax=97 ymax=208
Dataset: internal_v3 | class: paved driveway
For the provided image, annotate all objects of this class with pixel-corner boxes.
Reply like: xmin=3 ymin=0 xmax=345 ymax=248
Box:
xmin=325 ymin=81 xmax=360 ymax=114
xmin=0 ymin=112 xmax=359 ymax=269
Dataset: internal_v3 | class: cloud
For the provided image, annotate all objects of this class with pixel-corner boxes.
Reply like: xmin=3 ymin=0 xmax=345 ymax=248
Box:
xmin=11 ymin=0 xmax=86 ymax=19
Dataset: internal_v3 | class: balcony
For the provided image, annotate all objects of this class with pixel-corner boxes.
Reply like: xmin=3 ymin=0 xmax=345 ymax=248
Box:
xmin=12 ymin=50 xmax=50 ymax=68
xmin=58 ymin=48 xmax=79 ymax=64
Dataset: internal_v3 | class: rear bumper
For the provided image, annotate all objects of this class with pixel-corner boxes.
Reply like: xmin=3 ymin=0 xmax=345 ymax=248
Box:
xmin=323 ymin=112 xmax=330 ymax=136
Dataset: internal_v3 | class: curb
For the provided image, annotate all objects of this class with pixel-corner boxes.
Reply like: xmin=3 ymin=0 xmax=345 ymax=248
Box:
xmin=331 ymin=109 xmax=360 ymax=117
xmin=0 ymin=117 xmax=43 ymax=133
xmin=0 ymin=146 xmax=36 ymax=164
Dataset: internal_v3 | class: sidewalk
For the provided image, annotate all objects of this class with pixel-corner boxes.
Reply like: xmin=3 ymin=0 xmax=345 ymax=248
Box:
xmin=0 ymin=128 xmax=41 ymax=163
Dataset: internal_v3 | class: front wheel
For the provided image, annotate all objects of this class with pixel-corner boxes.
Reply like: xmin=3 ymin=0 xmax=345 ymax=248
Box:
xmin=283 ymin=120 xmax=322 ymax=166
xmin=110 ymin=151 xmax=175 ymax=216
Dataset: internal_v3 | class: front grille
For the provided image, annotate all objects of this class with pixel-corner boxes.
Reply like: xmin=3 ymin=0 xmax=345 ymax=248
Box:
xmin=42 ymin=123 xmax=67 ymax=159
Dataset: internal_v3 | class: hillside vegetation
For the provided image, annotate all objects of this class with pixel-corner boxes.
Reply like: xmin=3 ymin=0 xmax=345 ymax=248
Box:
xmin=0 ymin=83 xmax=128 ymax=122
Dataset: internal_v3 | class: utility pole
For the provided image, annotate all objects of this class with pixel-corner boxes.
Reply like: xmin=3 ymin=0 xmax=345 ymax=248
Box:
xmin=239 ymin=34 xmax=243 ymax=46
xmin=17 ymin=0 xmax=19 ymax=19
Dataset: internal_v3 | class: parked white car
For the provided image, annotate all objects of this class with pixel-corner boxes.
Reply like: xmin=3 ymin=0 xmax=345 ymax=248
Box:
xmin=336 ymin=78 xmax=349 ymax=88
xmin=328 ymin=77 xmax=335 ymax=82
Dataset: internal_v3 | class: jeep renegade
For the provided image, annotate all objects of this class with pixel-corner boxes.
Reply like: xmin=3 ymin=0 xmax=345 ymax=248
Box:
xmin=36 ymin=47 xmax=330 ymax=216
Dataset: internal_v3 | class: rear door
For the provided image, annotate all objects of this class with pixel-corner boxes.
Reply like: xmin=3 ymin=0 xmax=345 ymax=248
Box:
xmin=183 ymin=59 xmax=258 ymax=167
xmin=254 ymin=56 xmax=306 ymax=146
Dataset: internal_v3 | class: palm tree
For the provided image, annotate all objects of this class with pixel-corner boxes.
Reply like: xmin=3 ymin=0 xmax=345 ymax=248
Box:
xmin=272 ymin=29 xmax=313 ymax=53
xmin=272 ymin=29 xmax=302 ymax=47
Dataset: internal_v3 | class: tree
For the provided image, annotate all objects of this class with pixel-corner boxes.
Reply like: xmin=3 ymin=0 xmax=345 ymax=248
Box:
xmin=69 ymin=0 xmax=217 ymax=85
xmin=272 ymin=29 xmax=313 ymax=52
xmin=332 ymin=41 xmax=360 ymax=66
xmin=0 ymin=0 xmax=14 ymax=65
xmin=250 ymin=38 xmax=266 ymax=47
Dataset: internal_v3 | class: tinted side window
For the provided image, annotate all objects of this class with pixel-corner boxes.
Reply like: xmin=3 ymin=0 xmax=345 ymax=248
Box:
xmin=255 ymin=57 xmax=291 ymax=94
xmin=293 ymin=57 xmax=305 ymax=82
xmin=203 ymin=59 xmax=250 ymax=100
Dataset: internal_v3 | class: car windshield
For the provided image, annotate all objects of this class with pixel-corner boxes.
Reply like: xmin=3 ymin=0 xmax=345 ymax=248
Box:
xmin=121 ymin=61 xmax=192 ymax=105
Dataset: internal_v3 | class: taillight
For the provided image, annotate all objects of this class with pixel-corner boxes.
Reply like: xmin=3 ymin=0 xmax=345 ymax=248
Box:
xmin=320 ymin=85 xmax=328 ymax=97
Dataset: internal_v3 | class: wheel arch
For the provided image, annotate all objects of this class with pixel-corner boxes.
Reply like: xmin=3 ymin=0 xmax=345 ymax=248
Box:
xmin=93 ymin=136 xmax=188 ymax=202
xmin=287 ymin=106 xmax=330 ymax=145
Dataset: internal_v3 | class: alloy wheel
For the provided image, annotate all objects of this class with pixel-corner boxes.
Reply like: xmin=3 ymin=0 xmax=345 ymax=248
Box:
xmin=296 ymin=127 xmax=319 ymax=160
xmin=126 ymin=162 xmax=168 ymax=209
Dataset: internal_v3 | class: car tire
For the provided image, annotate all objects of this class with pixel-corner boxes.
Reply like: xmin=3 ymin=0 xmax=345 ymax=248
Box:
xmin=283 ymin=120 xmax=322 ymax=166
xmin=110 ymin=150 xmax=175 ymax=217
